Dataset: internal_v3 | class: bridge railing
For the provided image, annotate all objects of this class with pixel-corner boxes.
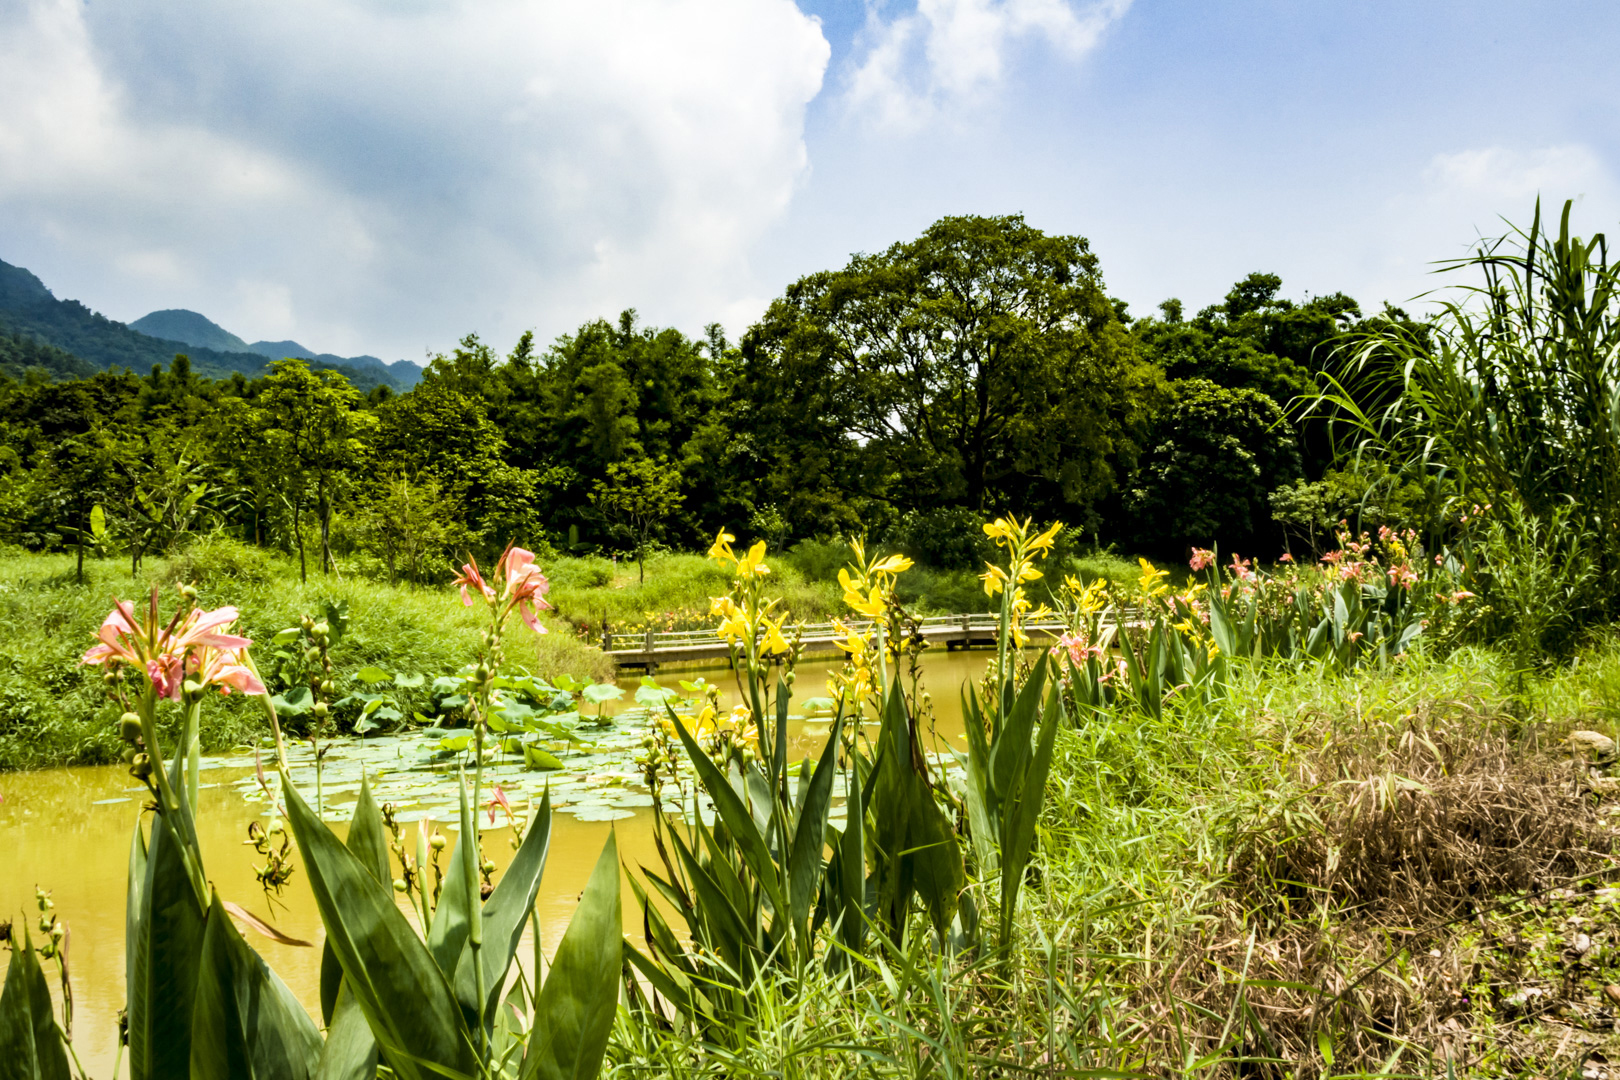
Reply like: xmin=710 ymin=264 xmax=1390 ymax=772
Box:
xmin=602 ymin=609 xmax=1141 ymax=655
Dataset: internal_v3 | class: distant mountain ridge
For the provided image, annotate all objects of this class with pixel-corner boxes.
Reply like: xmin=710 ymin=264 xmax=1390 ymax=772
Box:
xmin=130 ymin=309 xmax=421 ymax=389
xmin=0 ymin=258 xmax=420 ymax=390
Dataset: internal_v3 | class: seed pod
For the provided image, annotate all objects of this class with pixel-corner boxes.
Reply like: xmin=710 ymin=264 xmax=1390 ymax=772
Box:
xmin=312 ymin=621 xmax=330 ymax=639
xmin=481 ymin=859 xmax=496 ymax=874
xmin=430 ymin=834 xmax=447 ymax=852
xmin=313 ymin=702 xmax=329 ymax=720
xmin=393 ymin=879 xmax=407 ymax=893
xmin=130 ymin=753 xmax=152 ymax=779
xmin=119 ymin=712 xmax=143 ymax=743
xmin=305 ymin=647 xmax=322 ymax=664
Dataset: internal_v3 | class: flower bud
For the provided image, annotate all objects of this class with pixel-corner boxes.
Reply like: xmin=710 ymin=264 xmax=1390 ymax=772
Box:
xmin=119 ymin=712 xmax=143 ymax=743
xmin=39 ymin=917 xmax=53 ymax=934
xmin=430 ymin=834 xmax=447 ymax=852
xmin=481 ymin=859 xmax=496 ymax=874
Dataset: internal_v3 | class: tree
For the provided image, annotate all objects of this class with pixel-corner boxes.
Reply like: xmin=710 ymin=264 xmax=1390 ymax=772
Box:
xmin=741 ymin=214 xmax=1158 ymax=534
xmin=591 ymin=456 xmax=684 ymax=583
xmin=1126 ymin=379 xmax=1303 ymax=556
xmin=259 ymin=359 xmax=375 ymax=580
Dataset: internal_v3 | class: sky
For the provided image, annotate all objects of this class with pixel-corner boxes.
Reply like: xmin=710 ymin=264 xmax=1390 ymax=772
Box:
xmin=1 ymin=0 xmax=1617 ymax=362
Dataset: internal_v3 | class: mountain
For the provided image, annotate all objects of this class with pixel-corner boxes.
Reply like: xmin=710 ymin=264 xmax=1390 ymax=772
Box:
xmin=0 ymin=258 xmax=421 ymax=391
xmin=246 ymin=339 xmax=421 ymax=390
xmin=129 ymin=309 xmax=251 ymax=353
xmin=0 ymin=261 xmax=265 ymax=381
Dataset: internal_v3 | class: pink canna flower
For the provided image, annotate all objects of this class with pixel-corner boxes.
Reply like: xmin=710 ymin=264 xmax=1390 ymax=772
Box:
xmin=189 ymin=646 xmax=267 ymax=696
xmin=82 ymin=592 xmax=259 ymax=700
xmin=146 ymin=656 xmax=185 ymax=700
xmin=169 ymin=606 xmax=252 ymax=653
xmin=81 ymin=599 xmax=143 ymax=668
xmin=500 ymin=547 xmax=553 ymax=634
xmin=1189 ymin=548 xmax=1215 ymax=572
xmin=1279 ymin=552 xmax=1295 ymax=563
xmin=486 ymin=784 xmax=512 ymax=825
xmin=453 ymin=558 xmax=496 ymax=608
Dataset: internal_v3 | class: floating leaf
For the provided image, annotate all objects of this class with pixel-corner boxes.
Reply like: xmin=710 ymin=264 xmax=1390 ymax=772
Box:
xmin=523 ymin=745 xmax=565 ymax=771
xmin=356 ymin=667 xmax=392 ymax=685
xmin=394 ymin=673 xmax=426 ymax=688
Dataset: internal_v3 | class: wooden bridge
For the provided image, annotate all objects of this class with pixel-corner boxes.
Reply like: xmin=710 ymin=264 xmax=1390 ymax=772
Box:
xmin=605 ymin=613 xmax=1080 ymax=671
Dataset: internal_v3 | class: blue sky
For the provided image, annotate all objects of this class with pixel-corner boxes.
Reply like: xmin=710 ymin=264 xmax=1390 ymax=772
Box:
xmin=1 ymin=0 xmax=1616 ymax=360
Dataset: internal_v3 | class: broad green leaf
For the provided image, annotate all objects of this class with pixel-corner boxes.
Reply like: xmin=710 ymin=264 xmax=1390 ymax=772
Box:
xmin=0 ymin=930 xmax=71 ymax=1080
xmin=523 ymin=745 xmax=565 ymax=771
xmin=190 ymin=893 xmax=323 ymax=1080
xmin=580 ymin=683 xmax=622 ymax=705
xmin=272 ymin=628 xmax=303 ymax=647
xmin=438 ymin=735 xmax=472 ymax=752
xmin=633 ymin=683 xmax=677 ymax=706
xmin=129 ymin=810 xmax=207 ymax=1080
xmin=522 ymin=833 xmax=622 ymax=1080
xmin=395 ymin=673 xmax=426 ymax=689
xmin=356 ymin=666 xmax=392 ymax=685
xmin=282 ymin=779 xmax=478 ymax=1080
xmin=424 ymin=783 xmax=476 ymax=979
xmin=89 ymin=502 xmax=107 ymax=539
xmin=999 ymin=677 xmax=1063 ymax=950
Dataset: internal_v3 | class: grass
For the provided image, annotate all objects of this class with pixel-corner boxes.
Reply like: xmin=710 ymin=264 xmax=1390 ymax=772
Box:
xmin=604 ymin=634 xmax=1620 ymax=1079
xmin=0 ymin=538 xmax=615 ymax=771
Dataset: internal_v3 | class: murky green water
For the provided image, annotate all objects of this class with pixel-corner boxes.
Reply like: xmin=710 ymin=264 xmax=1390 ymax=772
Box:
xmin=0 ymin=647 xmax=997 ymax=1077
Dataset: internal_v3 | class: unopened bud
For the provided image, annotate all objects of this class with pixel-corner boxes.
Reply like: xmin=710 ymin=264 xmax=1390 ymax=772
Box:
xmin=119 ymin=712 xmax=143 ymax=743
xmin=481 ymin=859 xmax=496 ymax=874
xmin=430 ymin=835 xmax=447 ymax=852
xmin=39 ymin=917 xmax=52 ymax=934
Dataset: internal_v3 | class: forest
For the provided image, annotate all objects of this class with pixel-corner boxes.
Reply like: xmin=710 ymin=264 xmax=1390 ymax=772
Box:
xmin=0 ymin=214 xmax=1425 ymax=584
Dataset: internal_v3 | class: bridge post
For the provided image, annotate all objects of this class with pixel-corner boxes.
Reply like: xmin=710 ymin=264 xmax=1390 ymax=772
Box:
xmin=602 ymin=630 xmax=613 ymax=652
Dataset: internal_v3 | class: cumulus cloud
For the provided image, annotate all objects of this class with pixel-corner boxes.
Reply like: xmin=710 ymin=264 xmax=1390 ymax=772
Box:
xmin=0 ymin=0 xmax=829 ymax=357
xmin=845 ymin=0 xmax=1130 ymax=128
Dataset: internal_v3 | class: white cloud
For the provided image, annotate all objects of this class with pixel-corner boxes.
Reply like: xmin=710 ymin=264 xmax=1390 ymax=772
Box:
xmin=846 ymin=0 xmax=1130 ymax=128
xmin=0 ymin=0 xmax=829 ymax=357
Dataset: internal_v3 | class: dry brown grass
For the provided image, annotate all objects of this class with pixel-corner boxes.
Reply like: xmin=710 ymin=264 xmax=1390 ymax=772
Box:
xmin=1126 ymin=702 xmax=1617 ymax=1077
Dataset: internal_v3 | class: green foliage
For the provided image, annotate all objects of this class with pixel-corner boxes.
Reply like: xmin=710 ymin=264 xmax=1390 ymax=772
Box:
xmin=1126 ymin=378 xmax=1303 ymax=553
xmin=1325 ymin=198 xmax=1620 ymax=622
xmin=0 ymin=928 xmax=72 ymax=1080
xmin=591 ymin=455 xmax=684 ymax=583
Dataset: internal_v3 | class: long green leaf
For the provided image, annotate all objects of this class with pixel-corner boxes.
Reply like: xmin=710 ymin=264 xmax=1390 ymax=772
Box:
xmin=314 ymin=984 xmax=378 ymax=1080
xmin=454 ymin=790 xmax=554 ymax=1034
xmin=999 ymin=680 xmax=1063 ymax=949
xmin=667 ymin=706 xmax=789 ymax=924
xmin=282 ymin=778 xmax=479 ymax=1080
xmin=190 ymin=892 xmax=323 ymax=1080
xmin=522 ymin=833 xmax=622 ymax=1080
xmin=128 ymin=810 xmax=207 ymax=1080
xmin=0 ymin=930 xmax=71 ymax=1080
xmin=322 ymin=774 xmax=392 ymax=1026
xmin=786 ymin=713 xmax=842 ymax=945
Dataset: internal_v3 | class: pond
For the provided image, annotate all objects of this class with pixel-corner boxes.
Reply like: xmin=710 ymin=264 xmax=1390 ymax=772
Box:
xmin=0 ymin=645 xmax=1000 ymax=1077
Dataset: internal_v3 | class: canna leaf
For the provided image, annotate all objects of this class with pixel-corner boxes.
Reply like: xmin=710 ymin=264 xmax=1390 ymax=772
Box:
xmin=453 ymin=790 xmax=553 ymax=1036
xmin=999 ymin=677 xmax=1063 ymax=950
xmin=314 ymin=983 xmax=378 ymax=1080
xmin=321 ymin=774 xmax=391 ymax=1026
xmin=787 ymin=713 xmax=842 ymax=945
xmin=0 ymin=929 xmax=71 ymax=1080
xmin=282 ymin=778 xmax=479 ymax=1080
xmin=522 ymin=833 xmax=622 ymax=1080
xmin=190 ymin=892 xmax=323 ymax=1080
xmin=128 ymin=809 xmax=207 ymax=1080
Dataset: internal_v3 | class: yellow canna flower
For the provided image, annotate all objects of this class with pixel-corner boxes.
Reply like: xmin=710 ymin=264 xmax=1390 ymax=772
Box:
xmin=707 ymin=529 xmax=736 ymax=565
xmin=735 ymin=540 xmax=770 ymax=579
xmin=870 ymin=554 xmax=914 ymax=576
xmin=760 ymin=617 xmax=792 ymax=657
xmin=983 ymin=518 xmax=1014 ymax=542
xmin=981 ymin=564 xmax=1009 ymax=596
xmin=1029 ymin=522 xmax=1063 ymax=554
